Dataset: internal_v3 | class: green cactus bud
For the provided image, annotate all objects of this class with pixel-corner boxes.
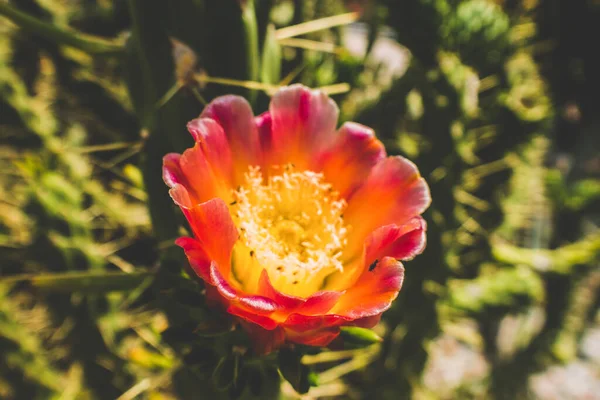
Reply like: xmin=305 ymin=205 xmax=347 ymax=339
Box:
xmin=339 ymin=326 xmax=383 ymax=347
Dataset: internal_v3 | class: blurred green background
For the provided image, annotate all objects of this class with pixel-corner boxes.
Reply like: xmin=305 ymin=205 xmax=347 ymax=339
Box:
xmin=1 ymin=0 xmax=599 ymax=399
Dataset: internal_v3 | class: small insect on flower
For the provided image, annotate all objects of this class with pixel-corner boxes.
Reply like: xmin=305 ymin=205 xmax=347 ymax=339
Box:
xmin=163 ymin=84 xmax=431 ymax=354
xmin=368 ymin=259 xmax=379 ymax=272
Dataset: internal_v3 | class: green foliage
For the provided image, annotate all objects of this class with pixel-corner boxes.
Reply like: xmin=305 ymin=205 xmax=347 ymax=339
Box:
xmin=261 ymin=24 xmax=282 ymax=85
xmin=447 ymin=265 xmax=545 ymax=314
xmin=443 ymin=0 xmax=512 ymax=73
xmin=383 ymin=0 xmax=451 ymax=65
xmin=278 ymin=347 xmax=314 ymax=394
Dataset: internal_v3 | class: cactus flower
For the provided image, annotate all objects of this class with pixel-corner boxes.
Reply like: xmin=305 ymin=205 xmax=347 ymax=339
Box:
xmin=163 ymin=85 xmax=431 ymax=354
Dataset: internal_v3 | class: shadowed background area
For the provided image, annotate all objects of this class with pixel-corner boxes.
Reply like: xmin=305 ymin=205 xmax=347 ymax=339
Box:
xmin=0 ymin=0 xmax=599 ymax=399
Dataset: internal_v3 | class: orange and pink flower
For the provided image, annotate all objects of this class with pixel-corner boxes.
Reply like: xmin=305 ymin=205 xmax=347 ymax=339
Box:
xmin=163 ymin=85 xmax=430 ymax=354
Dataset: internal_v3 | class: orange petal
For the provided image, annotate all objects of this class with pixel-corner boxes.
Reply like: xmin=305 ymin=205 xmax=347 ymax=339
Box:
xmin=164 ymin=153 xmax=215 ymax=205
xmin=168 ymin=183 xmax=193 ymax=209
xmin=282 ymin=314 xmax=347 ymax=347
xmin=257 ymin=269 xmax=305 ymax=309
xmin=283 ymin=314 xmax=348 ymax=332
xmin=177 ymin=198 xmax=238 ymax=274
xmin=344 ymin=156 xmax=431 ymax=258
xmin=364 ymin=217 xmax=427 ymax=265
xmin=187 ymin=118 xmax=234 ymax=186
xmin=284 ymin=327 xmax=341 ymax=347
xmin=175 ymin=237 xmax=211 ymax=283
xmin=200 ymin=95 xmax=262 ymax=180
xmin=318 ymin=122 xmax=386 ymax=198
xmin=267 ymin=84 xmax=339 ymax=169
xmin=227 ymin=305 xmax=279 ymax=330
xmin=209 ymin=263 xmax=279 ymax=315
xmin=177 ymin=144 xmax=228 ymax=203
xmin=257 ymin=269 xmax=343 ymax=315
xmin=163 ymin=118 xmax=237 ymax=204
xmin=329 ymin=257 xmax=405 ymax=320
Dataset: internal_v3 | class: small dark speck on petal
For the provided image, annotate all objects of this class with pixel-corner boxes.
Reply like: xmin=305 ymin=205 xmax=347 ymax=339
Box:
xmin=369 ymin=259 xmax=379 ymax=272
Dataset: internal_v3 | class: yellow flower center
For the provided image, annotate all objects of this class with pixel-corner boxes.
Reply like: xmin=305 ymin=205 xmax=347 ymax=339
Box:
xmin=230 ymin=165 xmax=348 ymax=297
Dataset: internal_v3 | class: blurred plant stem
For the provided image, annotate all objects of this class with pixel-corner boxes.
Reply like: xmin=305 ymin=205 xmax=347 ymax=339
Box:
xmin=191 ymin=73 xmax=350 ymax=96
xmin=0 ymin=2 xmax=123 ymax=55
xmin=0 ymin=270 xmax=154 ymax=293
xmin=242 ymin=0 xmax=260 ymax=104
xmin=125 ymin=0 xmax=189 ymax=271
xmin=552 ymin=268 xmax=600 ymax=361
xmin=492 ymin=233 xmax=600 ymax=273
xmin=274 ymin=11 xmax=359 ymax=39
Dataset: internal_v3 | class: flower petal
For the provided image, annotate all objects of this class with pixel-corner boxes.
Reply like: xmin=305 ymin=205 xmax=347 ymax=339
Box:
xmin=267 ymin=84 xmax=339 ymax=169
xmin=163 ymin=153 xmax=185 ymax=187
xmin=175 ymin=237 xmax=211 ymax=283
xmin=177 ymin=145 xmax=228 ymax=203
xmin=330 ymin=257 xmax=405 ymax=320
xmin=200 ymin=95 xmax=261 ymax=179
xmin=344 ymin=156 xmax=431 ymax=257
xmin=227 ymin=305 xmax=279 ymax=330
xmin=257 ymin=270 xmax=343 ymax=314
xmin=209 ymin=263 xmax=279 ymax=314
xmin=164 ymin=119 xmax=235 ymax=204
xmin=283 ymin=314 xmax=348 ymax=332
xmin=365 ymin=217 xmax=427 ymax=265
xmin=296 ymin=291 xmax=343 ymax=315
xmin=168 ymin=183 xmax=193 ymax=209
xmin=318 ymin=122 xmax=386 ymax=198
xmin=164 ymin=153 xmax=216 ymax=205
xmin=257 ymin=269 xmax=305 ymax=309
xmin=178 ymin=198 xmax=238 ymax=273
xmin=187 ymin=118 xmax=234 ymax=184
xmin=352 ymin=314 xmax=382 ymax=329
xmin=255 ymin=111 xmax=273 ymax=156
xmin=282 ymin=314 xmax=346 ymax=347
xmin=230 ymin=242 xmax=266 ymax=294
xmin=285 ymin=327 xmax=340 ymax=347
